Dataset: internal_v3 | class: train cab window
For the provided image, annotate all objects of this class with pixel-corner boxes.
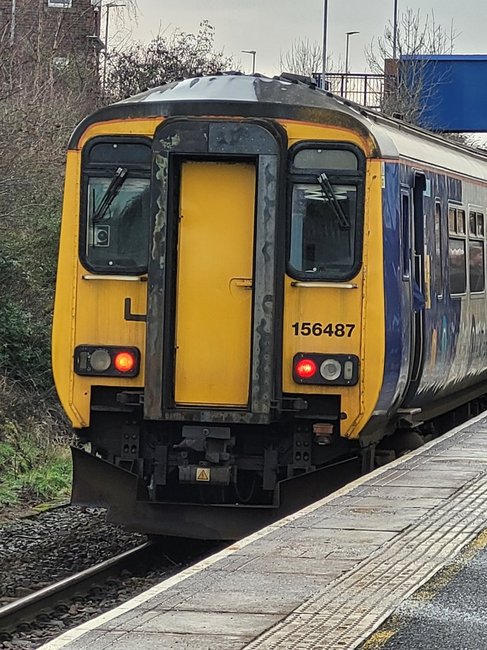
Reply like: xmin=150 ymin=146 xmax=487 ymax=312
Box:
xmin=468 ymin=210 xmax=485 ymax=293
xmin=288 ymin=144 xmax=365 ymax=281
xmin=448 ymin=205 xmax=467 ymax=295
xmin=293 ymin=149 xmax=358 ymax=171
xmin=81 ymin=138 xmax=151 ymax=274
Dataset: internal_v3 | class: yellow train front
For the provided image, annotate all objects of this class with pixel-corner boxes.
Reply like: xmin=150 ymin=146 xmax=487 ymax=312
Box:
xmin=52 ymin=74 xmax=388 ymax=539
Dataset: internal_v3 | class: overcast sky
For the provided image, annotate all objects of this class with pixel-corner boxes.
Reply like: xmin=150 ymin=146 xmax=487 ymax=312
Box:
xmin=116 ymin=0 xmax=487 ymax=75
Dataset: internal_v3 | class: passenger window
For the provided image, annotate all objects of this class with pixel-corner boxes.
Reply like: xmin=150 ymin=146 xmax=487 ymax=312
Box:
xmin=81 ymin=139 xmax=151 ymax=273
xmin=478 ymin=214 xmax=484 ymax=236
xmin=448 ymin=239 xmax=466 ymax=294
xmin=448 ymin=207 xmax=456 ymax=233
xmin=448 ymin=205 xmax=467 ymax=294
xmin=468 ymin=210 xmax=485 ymax=293
xmin=469 ymin=212 xmax=477 ymax=236
xmin=457 ymin=209 xmax=466 ymax=235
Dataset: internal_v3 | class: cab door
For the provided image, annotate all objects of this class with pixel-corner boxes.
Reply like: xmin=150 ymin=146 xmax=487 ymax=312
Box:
xmin=144 ymin=119 xmax=283 ymax=423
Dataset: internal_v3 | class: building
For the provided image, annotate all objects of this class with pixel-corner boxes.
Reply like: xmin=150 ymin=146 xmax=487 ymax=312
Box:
xmin=0 ymin=0 xmax=102 ymax=90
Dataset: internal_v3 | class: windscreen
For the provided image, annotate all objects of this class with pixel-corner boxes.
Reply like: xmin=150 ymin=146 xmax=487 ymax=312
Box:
xmin=288 ymin=145 xmax=365 ymax=281
xmin=81 ymin=139 xmax=151 ymax=274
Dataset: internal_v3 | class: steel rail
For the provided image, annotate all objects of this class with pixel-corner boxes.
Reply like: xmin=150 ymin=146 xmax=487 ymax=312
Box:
xmin=0 ymin=541 xmax=153 ymax=632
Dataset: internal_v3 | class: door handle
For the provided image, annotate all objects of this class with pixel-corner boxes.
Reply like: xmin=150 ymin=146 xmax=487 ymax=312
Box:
xmin=230 ymin=277 xmax=253 ymax=290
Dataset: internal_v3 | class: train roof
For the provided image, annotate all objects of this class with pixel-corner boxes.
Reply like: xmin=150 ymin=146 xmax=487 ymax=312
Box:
xmin=71 ymin=73 xmax=487 ymax=182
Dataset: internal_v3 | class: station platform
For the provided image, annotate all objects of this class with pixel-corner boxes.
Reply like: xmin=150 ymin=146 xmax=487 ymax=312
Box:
xmin=42 ymin=412 xmax=487 ymax=650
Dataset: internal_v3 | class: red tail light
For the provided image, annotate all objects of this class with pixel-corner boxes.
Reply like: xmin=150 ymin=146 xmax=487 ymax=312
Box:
xmin=114 ymin=351 xmax=136 ymax=373
xmin=295 ymin=358 xmax=317 ymax=379
xmin=74 ymin=345 xmax=140 ymax=377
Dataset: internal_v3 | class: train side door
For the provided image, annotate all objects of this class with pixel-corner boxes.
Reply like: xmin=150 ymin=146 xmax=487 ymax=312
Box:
xmin=405 ymin=172 xmax=427 ymax=398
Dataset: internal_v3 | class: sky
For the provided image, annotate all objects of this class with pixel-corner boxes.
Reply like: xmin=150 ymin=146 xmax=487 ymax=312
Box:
xmin=113 ymin=0 xmax=487 ymax=76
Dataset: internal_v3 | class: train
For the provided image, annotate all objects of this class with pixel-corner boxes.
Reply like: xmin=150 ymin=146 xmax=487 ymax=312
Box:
xmin=52 ymin=72 xmax=487 ymax=539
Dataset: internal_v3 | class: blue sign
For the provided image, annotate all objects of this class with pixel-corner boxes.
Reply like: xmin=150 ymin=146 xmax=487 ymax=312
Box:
xmin=399 ymin=55 xmax=487 ymax=132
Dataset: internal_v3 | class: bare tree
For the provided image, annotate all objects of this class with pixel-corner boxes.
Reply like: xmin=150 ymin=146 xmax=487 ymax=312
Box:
xmin=366 ymin=9 xmax=457 ymax=126
xmin=279 ymin=38 xmax=337 ymax=79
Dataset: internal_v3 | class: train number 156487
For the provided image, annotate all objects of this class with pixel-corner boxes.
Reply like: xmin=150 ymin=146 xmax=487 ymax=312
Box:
xmin=291 ymin=322 xmax=356 ymax=337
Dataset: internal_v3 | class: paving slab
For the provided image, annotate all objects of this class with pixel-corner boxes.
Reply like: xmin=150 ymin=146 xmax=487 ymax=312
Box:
xmin=294 ymin=505 xmax=428 ymax=532
xmin=67 ymin=631 xmax=247 ymax=650
xmin=331 ymin=495 xmax=445 ymax=509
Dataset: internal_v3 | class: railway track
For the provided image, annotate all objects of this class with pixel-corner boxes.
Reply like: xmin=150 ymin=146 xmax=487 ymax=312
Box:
xmin=0 ymin=542 xmax=154 ymax=633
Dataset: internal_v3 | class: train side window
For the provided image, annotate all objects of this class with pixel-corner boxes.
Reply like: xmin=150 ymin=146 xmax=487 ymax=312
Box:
xmin=401 ymin=191 xmax=410 ymax=278
xmin=448 ymin=207 xmax=456 ymax=233
xmin=468 ymin=210 xmax=485 ymax=293
xmin=80 ymin=138 xmax=152 ymax=274
xmin=469 ymin=212 xmax=477 ymax=236
xmin=448 ymin=205 xmax=467 ymax=295
xmin=478 ymin=213 xmax=485 ymax=236
xmin=457 ymin=209 xmax=466 ymax=235
xmin=433 ymin=201 xmax=443 ymax=297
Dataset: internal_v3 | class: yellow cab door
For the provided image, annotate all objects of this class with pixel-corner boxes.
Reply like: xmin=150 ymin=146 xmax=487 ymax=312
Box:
xmin=174 ymin=161 xmax=256 ymax=407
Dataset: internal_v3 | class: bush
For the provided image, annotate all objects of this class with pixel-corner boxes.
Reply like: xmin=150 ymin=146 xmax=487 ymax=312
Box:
xmin=0 ymin=299 xmax=51 ymax=389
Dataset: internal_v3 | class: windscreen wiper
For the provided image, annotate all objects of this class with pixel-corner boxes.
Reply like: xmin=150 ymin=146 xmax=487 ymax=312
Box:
xmin=92 ymin=167 xmax=128 ymax=223
xmin=317 ymin=172 xmax=350 ymax=230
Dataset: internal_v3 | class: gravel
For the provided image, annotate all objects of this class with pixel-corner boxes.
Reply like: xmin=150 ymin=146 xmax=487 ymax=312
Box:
xmin=0 ymin=506 xmax=221 ymax=649
xmin=0 ymin=506 xmax=146 ymax=607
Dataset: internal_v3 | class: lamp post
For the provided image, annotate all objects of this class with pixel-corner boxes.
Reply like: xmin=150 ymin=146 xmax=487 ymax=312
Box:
xmin=393 ymin=0 xmax=399 ymax=60
xmin=345 ymin=30 xmax=359 ymax=74
xmin=322 ymin=0 xmax=328 ymax=88
xmin=242 ymin=49 xmax=256 ymax=74
xmin=102 ymin=1 xmax=125 ymax=96
xmin=344 ymin=31 xmax=359 ymax=98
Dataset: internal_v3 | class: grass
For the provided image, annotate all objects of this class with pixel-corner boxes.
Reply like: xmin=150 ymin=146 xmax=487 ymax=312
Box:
xmin=0 ymin=380 xmax=72 ymax=509
xmin=0 ymin=425 xmax=72 ymax=507
xmin=0 ymin=443 xmax=72 ymax=507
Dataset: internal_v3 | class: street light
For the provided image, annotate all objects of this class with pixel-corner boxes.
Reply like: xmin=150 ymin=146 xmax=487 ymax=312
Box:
xmin=344 ymin=31 xmax=359 ymax=99
xmin=242 ymin=49 xmax=256 ymax=74
xmin=102 ymin=1 xmax=126 ymax=96
xmin=393 ymin=0 xmax=399 ymax=60
xmin=345 ymin=31 xmax=359 ymax=74
xmin=322 ymin=0 xmax=328 ymax=88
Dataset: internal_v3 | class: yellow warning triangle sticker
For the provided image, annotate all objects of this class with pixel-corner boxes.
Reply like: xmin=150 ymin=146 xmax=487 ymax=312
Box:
xmin=196 ymin=468 xmax=210 ymax=482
